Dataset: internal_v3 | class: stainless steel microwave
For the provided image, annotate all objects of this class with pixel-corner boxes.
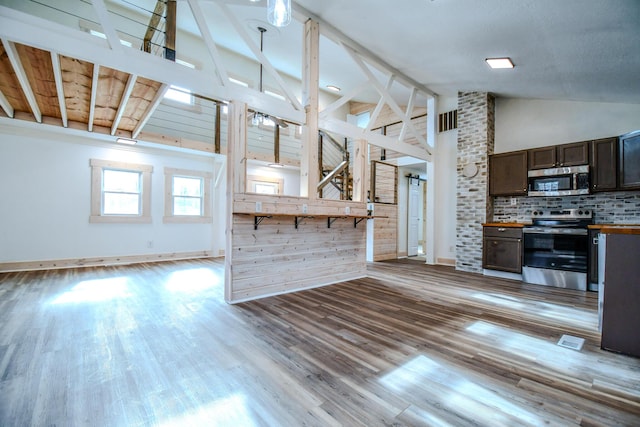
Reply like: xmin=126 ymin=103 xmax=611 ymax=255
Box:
xmin=528 ymin=165 xmax=590 ymax=196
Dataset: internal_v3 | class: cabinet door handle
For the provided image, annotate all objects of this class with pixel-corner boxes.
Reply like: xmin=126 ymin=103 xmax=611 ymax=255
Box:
xmin=498 ymin=227 xmax=506 ymax=232
xmin=593 ymin=237 xmax=599 ymax=245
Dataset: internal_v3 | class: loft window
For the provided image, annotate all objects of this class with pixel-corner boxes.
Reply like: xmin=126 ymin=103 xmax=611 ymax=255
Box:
xmin=265 ymin=89 xmax=285 ymax=101
xmin=229 ymin=77 xmax=250 ymax=87
xmin=164 ymin=85 xmax=193 ymax=105
xmin=88 ymin=29 xmax=133 ymax=47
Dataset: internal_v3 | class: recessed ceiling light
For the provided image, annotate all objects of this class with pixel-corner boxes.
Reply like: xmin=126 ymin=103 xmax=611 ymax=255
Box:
xmin=116 ymin=137 xmax=137 ymax=145
xmin=326 ymin=85 xmax=341 ymax=92
xmin=485 ymin=57 xmax=514 ymax=69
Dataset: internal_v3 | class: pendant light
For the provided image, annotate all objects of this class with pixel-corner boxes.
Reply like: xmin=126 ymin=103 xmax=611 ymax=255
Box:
xmin=267 ymin=0 xmax=291 ymax=27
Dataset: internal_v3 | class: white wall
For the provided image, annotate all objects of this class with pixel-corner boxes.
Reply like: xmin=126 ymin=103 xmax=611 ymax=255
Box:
xmin=432 ymin=96 xmax=459 ymax=264
xmin=495 ymin=98 xmax=640 ymax=153
xmin=245 ymin=162 xmax=301 ymax=197
xmin=0 ymin=123 xmax=224 ymax=263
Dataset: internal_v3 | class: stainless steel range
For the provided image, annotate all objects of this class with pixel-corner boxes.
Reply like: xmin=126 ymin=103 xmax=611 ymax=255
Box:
xmin=522 ymin=209 xmax=593 ymax=291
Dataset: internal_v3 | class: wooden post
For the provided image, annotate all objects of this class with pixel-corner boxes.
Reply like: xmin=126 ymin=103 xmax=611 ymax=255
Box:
xmin=300 ymin=19 xmax=320 ymax=199
xmin=274 ymin=124 xmax=280 ymax=164
xmin=165 ymin=0 xmax=176 ymax=61
xmin=143 ymin=1 xmax=166 ymax=53
xmin=224 ymin=100 xmax=247 ymax=302
xmin=214 ymin=102 xmax=221 ymax=154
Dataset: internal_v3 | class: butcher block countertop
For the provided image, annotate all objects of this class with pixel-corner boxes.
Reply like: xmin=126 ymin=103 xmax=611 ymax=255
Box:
xmin=482 ymin=223 xmax=527 ymax=228
xmin=595 ymin=225 xmax=640 ymax=235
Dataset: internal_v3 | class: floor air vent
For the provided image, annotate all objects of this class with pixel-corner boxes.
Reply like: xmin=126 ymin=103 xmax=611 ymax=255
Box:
xmin=557 ymin=334 xmax=585 ymax=351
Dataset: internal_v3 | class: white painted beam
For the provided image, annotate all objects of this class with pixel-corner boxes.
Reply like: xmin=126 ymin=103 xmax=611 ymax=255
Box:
xmin=320 ymin=118 xmax=431 ymax=162
xmin=0 ymin=7 xmax=305 ymax=125
xmin=319 ymin=80 xmax=369 ymax=119
xmin=111 ymin=74 xmax=137 ymax=136
xmin=399 ymin=87 xmax=418 ymax=142
xmin=50 ymin=51 xmax=68 ymax=127
xmin=131 ymin=83 xmax=169 ymax=138
xmin=365 ymin=75 xmax=395 ymax=133
xmin=292 ymin=3 xmax=437 ymax=99
xmin=0 ymin=39 xmax=41 ymax=123
xmin=0 ymin=89 xmax=14 ymax=118
xmin=88 ymin=64 xmax=99 ymax=132
xmin=185 ymin=0 xmax=229 ymax=86
xmin=344 ymin=44 xmax=430 ymax=153
xmin=90 ymin=0 xmax=122 ymax=53
xmin=217 ymin=2 xmax=304 ymax=112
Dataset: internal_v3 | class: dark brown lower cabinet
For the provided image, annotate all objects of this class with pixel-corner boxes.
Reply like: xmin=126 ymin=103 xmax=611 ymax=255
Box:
xmin=601 ymin=233 xmax=640 ymax=357
xmin=482 ymin=226 xmax=523 ymax=273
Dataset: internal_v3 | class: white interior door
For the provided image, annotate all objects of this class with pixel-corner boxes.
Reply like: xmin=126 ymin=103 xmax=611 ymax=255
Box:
xmin=408 ymin=179 xmax=420 ymax=256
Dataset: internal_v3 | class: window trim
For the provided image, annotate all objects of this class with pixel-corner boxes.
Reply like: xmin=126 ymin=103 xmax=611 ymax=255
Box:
xmin=164 ymin=167 xmax=213 ymax=224
xmin=90 ymin=159 xmax=153 ymax=223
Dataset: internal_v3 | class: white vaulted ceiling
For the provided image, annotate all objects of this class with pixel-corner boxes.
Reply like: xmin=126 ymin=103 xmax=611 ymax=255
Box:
xmin=293 ymin=0 xmax=640 ymax=104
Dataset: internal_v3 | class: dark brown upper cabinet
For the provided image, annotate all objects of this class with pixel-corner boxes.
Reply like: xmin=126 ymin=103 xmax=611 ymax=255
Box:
xmin=489 ymin=151 xmax=528 ymax=196
xmin=528 ymin=141 xmax=590 ymax=169
xmin=591 ymin=137 xmax=617 ymax=192
xmin=619 ymin=130 xmax=640 ymax=190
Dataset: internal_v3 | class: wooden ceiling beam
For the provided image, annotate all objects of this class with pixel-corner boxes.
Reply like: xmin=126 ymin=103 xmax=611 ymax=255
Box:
xmin=88 ymin=64 xmax=99 ymax=132
xmin=143 ymin=1 xmax=166 ymax=53
xmin=1 ymin=39 xmax=42 ymax=123
xmin=110 ymin=73 xmax=137 ymax=136
xmin=0 ymin=89 xmax=14 ymax=118
xmin=131 ymin=83 xmax=169 ymax=139
xmin=50 ymin=52 xmax=68 ymax=127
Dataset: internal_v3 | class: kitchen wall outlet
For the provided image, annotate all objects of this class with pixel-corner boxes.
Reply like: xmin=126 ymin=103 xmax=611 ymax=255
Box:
xmin=345 ymin=206 xmax=351 ymax=214
xmin=511 ymin=197 xmax=517 ymax=206
xmin=255 ymin=201 xmax=262 ymax=212
xmin=302 ymin=204 xmax=308 ymax=214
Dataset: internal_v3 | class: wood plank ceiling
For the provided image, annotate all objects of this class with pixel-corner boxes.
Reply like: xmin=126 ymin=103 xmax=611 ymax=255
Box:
xmin=0 ymin=40 xmax=164 ymax=139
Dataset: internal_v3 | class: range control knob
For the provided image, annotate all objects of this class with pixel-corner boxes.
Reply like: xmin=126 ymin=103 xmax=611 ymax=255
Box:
xmin=578 ymin=210 xmax=583 ymax=215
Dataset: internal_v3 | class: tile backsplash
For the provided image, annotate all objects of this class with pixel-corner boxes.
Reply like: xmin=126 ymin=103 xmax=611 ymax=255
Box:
xmin=493 ymin=191 xmax=640 ymax=224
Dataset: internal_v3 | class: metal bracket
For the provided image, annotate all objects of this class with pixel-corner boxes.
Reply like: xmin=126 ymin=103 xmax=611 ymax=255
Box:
xmin=327 ymin=216 xmax=347 ymax=228
xmin=294 ymin=216 xmax=313 ymax=229
xmin=354 ymin=217 xmax=366 ymax=228
xmin=254 ymin=215 xmax=272 ymax=230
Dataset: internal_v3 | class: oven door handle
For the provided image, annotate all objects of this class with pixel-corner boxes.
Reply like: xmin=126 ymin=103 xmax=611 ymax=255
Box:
xmin=523 ymin=228 xmax=588 ymax=236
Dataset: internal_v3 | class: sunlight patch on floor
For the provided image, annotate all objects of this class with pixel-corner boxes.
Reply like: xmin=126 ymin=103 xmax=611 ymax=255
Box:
xmin=50 ymin=277 xmax=131 ymax=304
xmin=165 ymin=268 xmax=220 ymax=293
xmin=157 ymin=394 xmax=258 ymax=427
xmin=380 ymin=354 xmax=547 ymax=425
xmin=471 ymin=292 xmax=596 ymax=328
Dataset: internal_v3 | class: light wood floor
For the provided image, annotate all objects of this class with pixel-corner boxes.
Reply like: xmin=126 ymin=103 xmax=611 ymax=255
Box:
xmin=0 ymin=258 xmax=638 ymax=426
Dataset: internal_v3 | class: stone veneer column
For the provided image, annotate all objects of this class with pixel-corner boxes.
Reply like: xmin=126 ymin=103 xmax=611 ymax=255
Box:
xmin=456 ymin=92 xmax=495 ymax=273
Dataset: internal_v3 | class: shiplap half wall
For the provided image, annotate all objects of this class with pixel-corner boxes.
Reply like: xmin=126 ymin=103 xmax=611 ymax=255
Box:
xmin=228 ymin=214 xmax=367 ymax=302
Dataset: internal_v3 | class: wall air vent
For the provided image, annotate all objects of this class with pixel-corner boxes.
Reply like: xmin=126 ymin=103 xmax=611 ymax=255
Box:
xmin=438 ymin=109 xmax=458 ymax=133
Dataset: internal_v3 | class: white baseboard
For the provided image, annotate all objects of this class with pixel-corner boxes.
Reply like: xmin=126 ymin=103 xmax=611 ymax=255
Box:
xmin=0 ymin=251 xmax=216 ymax=273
